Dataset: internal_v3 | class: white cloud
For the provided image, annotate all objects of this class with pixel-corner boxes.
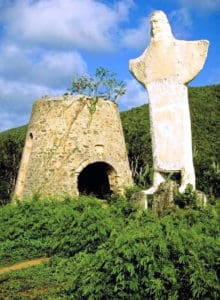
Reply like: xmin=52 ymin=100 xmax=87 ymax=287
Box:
xmin=1 ymin=0 xmax=133 ymax=52
xmin=117 ymin=79 xmax=147 ymax=111
xmin=0 ymin=111 xmax=24 ymax=133
xmin=175 ymin=0 xmax=220 ymax=13
xmin=0 ymin=0 xmax=135 ymax=131
xmin=0 ymin=43 xmax=87 ymax=87
xmin=122 ymin=16 xmax=150 ymax=49
xmin=30 ymin=51 xmax=87 ymax=88
xmin=0 ymin=0 xmax=147 ymax=131
xmin=169 ymin=8 xmax=193 ymax=39
xmin=114 ymin=0 xmax=134 ymax=19
xmin=0 ymin=22 xmax=88 ymax=131
xmin=0 ymin=78 xmax=64 ymax=131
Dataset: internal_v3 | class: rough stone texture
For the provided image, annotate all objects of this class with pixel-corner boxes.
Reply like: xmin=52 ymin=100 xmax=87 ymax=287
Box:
xmin=147 ymin=78 xmax=194 ymax=172
xmin=129 ymin=181 xmax=207 ymax=214
xmin=196 ymin=191 xmax=207 ymax=207
xmin=129 ymin=181 xmax=178 ymax=213
xmin=15 ymin=95 xmax=133 ymax=199
xmin=129 ymin=10 xmax=209 ymax=194
xmin=130 ymin=191 xmax=148 ymax=209
xmin=151 ymin=180 xmax=178 ymax=215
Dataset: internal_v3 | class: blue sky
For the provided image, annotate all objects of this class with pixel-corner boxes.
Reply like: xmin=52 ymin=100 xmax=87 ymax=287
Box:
xmin=0 ymin=0 xmax=220 ymax=131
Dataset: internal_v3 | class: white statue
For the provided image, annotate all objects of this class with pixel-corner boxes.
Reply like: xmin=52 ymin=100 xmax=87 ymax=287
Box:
xmin=129 ymin=11 xmax=209 ymax=194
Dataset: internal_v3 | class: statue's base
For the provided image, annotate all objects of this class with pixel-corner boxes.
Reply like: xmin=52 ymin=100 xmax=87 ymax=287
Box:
xmin=149 ymin=180 xmax=178 ymax=215
xmin=130 ymin=181 xmax=207 ymax=215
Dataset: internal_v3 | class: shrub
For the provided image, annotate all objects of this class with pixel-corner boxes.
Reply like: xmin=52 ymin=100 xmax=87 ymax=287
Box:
xmin=55 ymin=206 xmax=220 ymax=299
xmin=0 ymin=196 xmax=219 ymax=298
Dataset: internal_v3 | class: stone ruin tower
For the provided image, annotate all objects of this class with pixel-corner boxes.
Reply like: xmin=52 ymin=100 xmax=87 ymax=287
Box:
xmin=15 ymin=95 xmax=133 ymax=199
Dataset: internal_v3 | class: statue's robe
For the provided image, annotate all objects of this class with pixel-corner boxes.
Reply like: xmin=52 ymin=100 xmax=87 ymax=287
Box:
xmin=129 ymin=38 xmax=209 ymax=172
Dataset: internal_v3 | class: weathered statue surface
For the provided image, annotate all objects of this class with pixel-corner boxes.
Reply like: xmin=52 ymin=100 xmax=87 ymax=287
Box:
xmin=129 ymin=10 xmax=209 ymax=194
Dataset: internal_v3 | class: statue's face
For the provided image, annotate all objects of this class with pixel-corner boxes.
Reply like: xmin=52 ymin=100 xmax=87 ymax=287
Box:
xmin=150 ymin=11 xmax=172 ymax=40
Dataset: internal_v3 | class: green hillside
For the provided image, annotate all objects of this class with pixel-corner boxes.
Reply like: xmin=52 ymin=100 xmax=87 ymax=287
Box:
xmin=0 ymin=84 xmax=219 ymax=204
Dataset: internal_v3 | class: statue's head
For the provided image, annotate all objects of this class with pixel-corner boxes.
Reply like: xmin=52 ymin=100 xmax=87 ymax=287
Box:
xmin=150 ymin=10 xmax=173 ymax=41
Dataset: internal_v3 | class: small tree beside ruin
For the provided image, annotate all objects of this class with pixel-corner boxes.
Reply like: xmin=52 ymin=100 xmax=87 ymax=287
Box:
xmin=67 ymin=67 xmax=126 ymax=102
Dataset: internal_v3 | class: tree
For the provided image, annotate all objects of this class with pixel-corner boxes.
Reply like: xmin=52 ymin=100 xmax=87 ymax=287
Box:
xmin=68 ymin=67 xmax=126 ymax=102
xmin=0 ymin=126 xmax=27 ymax=205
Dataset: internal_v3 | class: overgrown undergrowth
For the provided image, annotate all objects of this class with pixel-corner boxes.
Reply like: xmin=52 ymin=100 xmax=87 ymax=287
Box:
xmin=0 ymin=196 xmax=219 ymax=299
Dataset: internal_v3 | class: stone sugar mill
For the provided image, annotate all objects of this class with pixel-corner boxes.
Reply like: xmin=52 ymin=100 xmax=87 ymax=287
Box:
xmin=15 ymin=95 xmax=133 ymax=199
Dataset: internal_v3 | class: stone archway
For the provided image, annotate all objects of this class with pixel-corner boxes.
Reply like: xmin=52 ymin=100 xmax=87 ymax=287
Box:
xmin=77 ymin=162 xmax=116 ymax=199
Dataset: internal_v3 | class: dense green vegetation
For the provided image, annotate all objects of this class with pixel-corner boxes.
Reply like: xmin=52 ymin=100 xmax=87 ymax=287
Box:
xmin=189 ymin=85 xmax=220 ymax=195
xmin=0 ymin=126 xmax=27 ymax=205
xmin=0 ymin=84 xmax=219 ymax=204
xmin=0 ymin=196 xmax=219 ymax=298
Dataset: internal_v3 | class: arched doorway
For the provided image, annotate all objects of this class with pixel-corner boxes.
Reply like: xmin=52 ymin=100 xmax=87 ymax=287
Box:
xmin=77 ymin=162 xmax=116 ymax=199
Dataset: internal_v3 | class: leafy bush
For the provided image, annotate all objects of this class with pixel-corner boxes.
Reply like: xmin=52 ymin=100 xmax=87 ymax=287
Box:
xmin=0 ymin=196 xmax=124 ymax=265
xmin=55 ymin=207 xmax=220 ymax=299
xmin=174 ymin=184 xmax=202 ymax=209
xmin=68 ymin=66 xmax=126 ymax=102
xmin=193 ymin=158 xmax=220 ymax=199
xmin=52 ymin=197 xmax=121 ymax=256
xmin=124 ymin=185 xmax=143 ymax=200
xmin=0 ymin=196 xmax=219 ymax=298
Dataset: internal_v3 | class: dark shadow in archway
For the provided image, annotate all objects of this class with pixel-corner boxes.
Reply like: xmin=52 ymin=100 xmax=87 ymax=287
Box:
xmin=78 ymin=162 xmax=114 ymax=199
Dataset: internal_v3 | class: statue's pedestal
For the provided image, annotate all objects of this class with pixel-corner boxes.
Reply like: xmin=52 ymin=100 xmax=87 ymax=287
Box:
xmin=150 ymin=180 xmax=178 ymax=215
xmin=130 ymin=191 xmax=148 ymax=209
xmin=130 ymin=181 xmax=177 ymax=212
xmin=130 ymin=181 xmax=207 ymax=214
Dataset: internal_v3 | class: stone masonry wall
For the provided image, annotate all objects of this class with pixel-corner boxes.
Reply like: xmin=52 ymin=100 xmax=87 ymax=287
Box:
xmin=15 ymin=95 xmax=133 ymax=199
